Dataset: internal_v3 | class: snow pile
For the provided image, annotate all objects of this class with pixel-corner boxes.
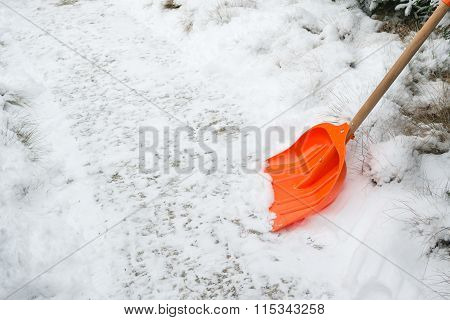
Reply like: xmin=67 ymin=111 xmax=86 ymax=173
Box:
xmin=367 ymin=135 xmax=417 ymax=184
xmin=398 ymin=179 xmax=450 ymax=296
xmin=0 ymin=24 xmax=108 ymax=299
xmin=0 ymin=46 xmax=50 ymax=297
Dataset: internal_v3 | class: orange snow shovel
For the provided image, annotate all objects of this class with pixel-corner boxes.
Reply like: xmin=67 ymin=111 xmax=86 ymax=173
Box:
xmin=267 ymin=1 xmax=449 ymax=231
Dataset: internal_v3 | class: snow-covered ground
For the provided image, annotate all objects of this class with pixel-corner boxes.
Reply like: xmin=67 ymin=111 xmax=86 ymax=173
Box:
xmin=0 ymin=0 xmax=448 ymax=299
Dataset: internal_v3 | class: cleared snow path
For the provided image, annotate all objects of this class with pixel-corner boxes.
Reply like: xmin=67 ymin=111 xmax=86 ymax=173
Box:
xmin=1 ymin=0 xmax=448 ymax=299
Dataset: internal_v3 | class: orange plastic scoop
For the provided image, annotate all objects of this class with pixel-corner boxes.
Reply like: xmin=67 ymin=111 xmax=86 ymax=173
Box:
xmin=266 ymin=1 xmax=449 ymax=231
xmin=267 ymin=123 xmax=350 ymax=231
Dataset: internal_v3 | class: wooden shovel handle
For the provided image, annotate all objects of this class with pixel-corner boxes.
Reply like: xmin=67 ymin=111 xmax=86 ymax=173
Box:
xmin=347 ymin=0 xmax=449 ymax=140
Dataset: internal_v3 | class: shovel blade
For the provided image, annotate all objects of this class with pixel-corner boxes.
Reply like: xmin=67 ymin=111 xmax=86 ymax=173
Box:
xmin=266 ymin=122 xmax=350 ymax=231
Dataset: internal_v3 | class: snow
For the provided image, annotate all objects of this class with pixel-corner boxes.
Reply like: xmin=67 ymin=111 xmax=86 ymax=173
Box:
xmin=0 ymin=9 xmax=114 ymax=298
xmin=0 ymin=0 xmax=448 ymax=299
xmin=368 ymin=135 xmax=418 ymax=184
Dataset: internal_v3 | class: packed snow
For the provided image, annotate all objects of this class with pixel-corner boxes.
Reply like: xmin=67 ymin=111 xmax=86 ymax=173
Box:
xmin=0 ymin=0 xmax=449 ymax=299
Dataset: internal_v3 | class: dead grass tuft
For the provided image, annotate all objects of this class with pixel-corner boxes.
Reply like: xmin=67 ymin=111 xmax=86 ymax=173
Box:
xmin=390 ymin=183 xmax=450 ymax=269
xmin=1 ymin=92 xmax=25 ymax=109
xmin=12 ymin=120 xmax=42 ymax=161
xmin=395 ymin=83 xmax=449 ymax=155
xmin=378 ymin=19 xmax=418 ymax=40
xmin=56 ymin=0 xmax=79 ymax=6
xmin=13 ymin=123 xmax=37 ymax=149
xmin=180 ymin=15 xmax=193 ymax=33
xmin=163 ymin=0 xmax=182 ymax=10
xmin=210 ymin=0 xmax=257 ymax=25
xmin=1 ymin=91 xmax=43 ymax=160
